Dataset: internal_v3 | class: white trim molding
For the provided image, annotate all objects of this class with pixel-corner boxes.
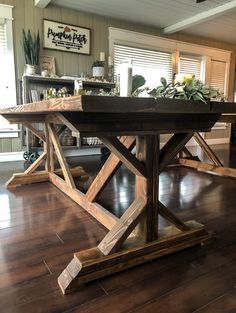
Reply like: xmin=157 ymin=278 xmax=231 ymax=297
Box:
xmin=109 ymin=27 xmax=232 ymax=62
xmin=163 ymin=0 xmax=236 ymax=34
xmin=0 ymin=4 xmax=13 ymax=20
xmin=35 ymin=0 xmax=51 ymax=8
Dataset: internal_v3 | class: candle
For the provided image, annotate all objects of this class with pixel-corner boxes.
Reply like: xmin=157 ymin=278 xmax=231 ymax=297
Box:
xmin=100 ymin=51 xmax=105 ymax=61
xmin=108 ymin=56 xmax=113 ymax=66
xmin=120 ymin=62 xmax=132 ymax=97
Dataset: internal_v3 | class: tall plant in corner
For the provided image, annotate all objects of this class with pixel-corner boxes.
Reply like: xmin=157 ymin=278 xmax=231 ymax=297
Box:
xmin=22 ymin=29 xmax=40 ymax=75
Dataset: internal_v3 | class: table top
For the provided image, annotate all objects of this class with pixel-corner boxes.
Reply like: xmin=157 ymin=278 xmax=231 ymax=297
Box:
xmin=1 ymin=95 xmax=236 ymax=115
xmin=1 ymin=96 xmax=236 ymax=136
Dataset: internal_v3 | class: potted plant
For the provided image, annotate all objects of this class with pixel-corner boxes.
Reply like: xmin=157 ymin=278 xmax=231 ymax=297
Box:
xmin=92 ymin=60 xmax=105 ymax=78
xmin=22 ymin=29 xmax=40 ymax=75
xmin=149 ymin=76 xmax=220 ymax=103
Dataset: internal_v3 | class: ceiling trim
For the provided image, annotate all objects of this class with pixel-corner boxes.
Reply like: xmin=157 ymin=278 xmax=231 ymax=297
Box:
xmin=35 ymin=0 xmax=52 ymax=8
xmin=163 ymin=0 xmax=236 ymax=34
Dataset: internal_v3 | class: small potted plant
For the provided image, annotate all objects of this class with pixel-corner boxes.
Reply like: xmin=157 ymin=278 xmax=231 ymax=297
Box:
xmin=22 ymin=29 xmax=40 ymax=75
xmin=92 ymin=60 xmax=105 ymax=78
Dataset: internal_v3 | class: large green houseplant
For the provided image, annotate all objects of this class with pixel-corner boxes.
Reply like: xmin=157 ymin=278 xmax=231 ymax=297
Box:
xmin=22 ymin=29 xmax=40 ymax=75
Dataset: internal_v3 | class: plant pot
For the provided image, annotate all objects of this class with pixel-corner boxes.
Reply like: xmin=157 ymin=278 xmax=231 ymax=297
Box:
xmin=92 ymin=66 xmax=104 ymax=78
xmin=24 ymin=64 xmax=38 ymax=76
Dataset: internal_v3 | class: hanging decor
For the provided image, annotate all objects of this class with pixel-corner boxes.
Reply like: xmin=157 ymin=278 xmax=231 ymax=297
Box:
xmin=43 ymin=19 xmax=91 ymax=55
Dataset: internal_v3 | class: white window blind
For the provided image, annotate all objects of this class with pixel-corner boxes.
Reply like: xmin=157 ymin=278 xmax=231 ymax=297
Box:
xmin=210 ymin=60 xmax=227 ymax=129
xmin=179 ymin=54 xmax=202 ymax=80
xmin=0 ymin=22 xmax=6 ymax=55
xmin=0 ymin=21 xmax=10 ymax=130
xmin=114 ymin=44 xmax=173 ymax=89
xmin=0 ymin=8 xmax=18 ymax=136
xmin=210 ymin=60 xmax=226 ymax=93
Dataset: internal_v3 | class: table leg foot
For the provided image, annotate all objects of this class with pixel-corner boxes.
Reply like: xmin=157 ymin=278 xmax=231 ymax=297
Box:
xmin=58 ymin=220 xmax=209 ymax=294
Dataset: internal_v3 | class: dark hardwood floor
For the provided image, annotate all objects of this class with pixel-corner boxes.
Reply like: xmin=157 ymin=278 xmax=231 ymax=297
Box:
xmin=0 ymin=144 xmax=236 ymax=313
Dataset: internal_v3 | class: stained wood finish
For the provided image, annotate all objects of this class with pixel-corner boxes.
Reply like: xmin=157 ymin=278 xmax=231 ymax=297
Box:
xmin=23 ymin=122 xmax=46 ymax=142
xmin=182 ymin=146 xmax=195 ymax=158
xmin=5 ymin=167 xmax=87 ymax=189
xmin=160 ymin=133 xmax=194 ymax=171
xmin=48 ymin=124 xmax=76 ymax=189
xmin=49 ymin=172 xmax=119 ymax=230
xmin=159 ymin=201 xmax=189 ymax=231
xmin=0 ymin=96 xmax=223 ymax=137
xmin=1 ymin=96 xmax=236 ymax=115
xmin=58 ymin=221 xmax=208 ymax=294
xmin=97 ymin=197 xmax=146 ymax=255
xmin=54 ymin=113 xmax=82 ymax=135
xmin=44 ymin=123 xmax=51 ymax=173
xmin=135 ymin=136 xmax=159 ymax=242
xmin=6 ymin=171 xmax=50 ymax=189
xmin=1 ymin=96 xmax=233 ymax=296
xmin=24 ymin=152 xmax=47 ymax=175
xmin=193 ymin=132 xmax=223 ymax=166
xmin=179 ymin=158 xmax=236 ymax=178
xmin=0 ymin=96 xmax=212 ymax=114
xmin=99 ymin=136 xmax=146 ymax=177
xmin=85 ymin=136 xmax=136 ymax=202
xmin=58 ymin=131 xmax=210 ymax=293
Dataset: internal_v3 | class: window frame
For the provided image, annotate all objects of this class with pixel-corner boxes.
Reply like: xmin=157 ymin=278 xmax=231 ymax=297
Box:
xmin=0 ymin=4 xmax=18 ymax=138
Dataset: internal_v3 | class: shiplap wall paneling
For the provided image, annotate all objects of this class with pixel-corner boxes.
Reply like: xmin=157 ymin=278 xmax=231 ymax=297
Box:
xmin=61 ymin=8 xmax=79 ymax=76
xmin=43 ymin=4 xmax=63 ymax=75
xmin=93 ymin=15 xmax=109 ymax=67
xmin=77 ymin=11 xmax=94 ymax=75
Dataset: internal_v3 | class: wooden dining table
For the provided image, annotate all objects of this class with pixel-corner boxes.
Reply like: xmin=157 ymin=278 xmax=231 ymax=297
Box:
xmin=1 ymin=95 xmax=236 ymax=294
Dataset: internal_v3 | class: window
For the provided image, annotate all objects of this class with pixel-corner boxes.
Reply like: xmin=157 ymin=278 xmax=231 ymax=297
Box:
xmin=179 ymin=54 xmax=203 ymax=81
xmin=114 ymin=44 xmax=173 ymax=89
xmin=0 ymin=5 xmax=18 ymax=137
xmin=210 ymin=60 xmax=227 ymax=94
xmin=109 ymin=27 xmax=231 ymax=99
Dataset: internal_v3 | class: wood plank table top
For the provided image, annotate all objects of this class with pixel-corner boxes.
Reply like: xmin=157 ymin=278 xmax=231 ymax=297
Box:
xmin=1 ymin=96 xmax=236 ymax=136
xmin=1 ymin=95 xmax=236 ymax=114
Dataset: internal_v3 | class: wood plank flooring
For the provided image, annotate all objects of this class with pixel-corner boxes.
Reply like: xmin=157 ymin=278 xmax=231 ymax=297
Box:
xmin=0 ymin=144 xmax=235 ymax=312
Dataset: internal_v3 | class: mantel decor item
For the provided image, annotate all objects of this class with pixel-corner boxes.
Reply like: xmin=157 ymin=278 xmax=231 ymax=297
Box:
xmin=22 ymin=29 xmax=40 ymax=75
xmin=92 ymin=60 xmax=105 ymax=78
xmin=40 ymin=55 xmax=56 ymax=77
xmin=43 ymin=19 xmax=91 ymax=55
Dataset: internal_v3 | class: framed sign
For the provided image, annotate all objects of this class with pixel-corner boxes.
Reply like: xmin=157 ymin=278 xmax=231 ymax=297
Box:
xmin=43 ymin=19 xmax=91 ymax=55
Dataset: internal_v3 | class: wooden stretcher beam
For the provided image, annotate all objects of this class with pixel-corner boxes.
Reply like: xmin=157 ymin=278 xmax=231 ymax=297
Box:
xmin=179 ymin=158 xmax=236 ymax=178
xmin=193 ymin=132 xmax=223 ymax=167
xmin=86 ymin=136 xmax=135 ymax=202
xmin=49 ymin=172 xmax=119 ymax=230
xmin=99 ymin=136 xmax=146 ymax=177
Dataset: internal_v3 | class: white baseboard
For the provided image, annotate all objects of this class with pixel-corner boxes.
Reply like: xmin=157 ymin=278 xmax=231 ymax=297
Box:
xmin=64 ymin=148 xmax=101 ymax=157
xmin=0 ymin=152 xmax=24 ymax=162
xmin=160 ymin=137 xmax=230 ymax=148
xmin=204 ymin=137 xmax=230 ymax=145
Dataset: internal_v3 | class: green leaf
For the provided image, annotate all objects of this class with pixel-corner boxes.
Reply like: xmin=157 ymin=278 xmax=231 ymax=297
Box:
xmin=160 ymin=77 xmax=167 ymax=87
xmin=132 ymin=75 xmax=146 ymax=94
xmin=22 ymin=29 xmax=40 ymax=65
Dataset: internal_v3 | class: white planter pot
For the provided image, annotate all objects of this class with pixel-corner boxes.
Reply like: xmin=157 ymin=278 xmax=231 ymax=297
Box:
xmin=24 ymin=64 xmax=38 ymax=76
xmin=92 ymin=66 xmax=104 ymax=77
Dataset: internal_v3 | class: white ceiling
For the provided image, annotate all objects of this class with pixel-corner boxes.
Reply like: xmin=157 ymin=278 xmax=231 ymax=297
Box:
xmin=46 ymin=0 xmax=236 ymax=44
